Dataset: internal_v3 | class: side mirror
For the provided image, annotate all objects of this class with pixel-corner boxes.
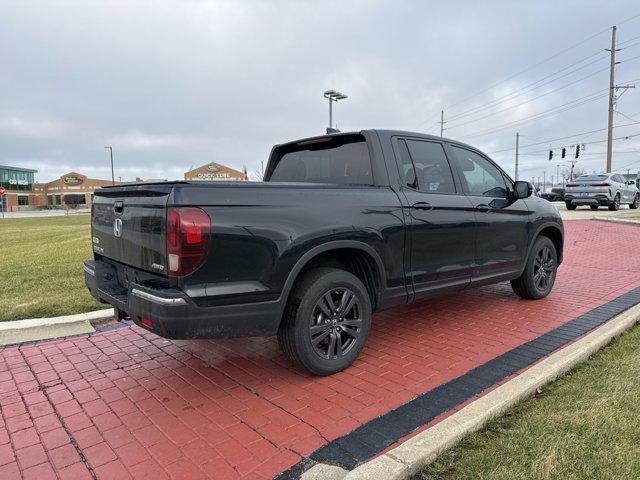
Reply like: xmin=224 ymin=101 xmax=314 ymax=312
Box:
xmin=513 ymin=180 xmax=533 ymax=199
xmin=628 ymin=180 xmax=636 ymax=186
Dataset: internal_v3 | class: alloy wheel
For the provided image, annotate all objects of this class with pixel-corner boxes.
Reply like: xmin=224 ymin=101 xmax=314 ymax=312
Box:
xmin=309 ymin=287 xmax=362 ymax=360
xmin=533 ymin=245 xmax=555 ymax=292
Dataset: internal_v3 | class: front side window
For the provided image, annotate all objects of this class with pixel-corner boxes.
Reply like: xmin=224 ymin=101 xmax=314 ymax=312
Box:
xmin=451 ymin=146 xmax=508 ymax=198
xmin=269 ymin=135 xmax=373 ymax=185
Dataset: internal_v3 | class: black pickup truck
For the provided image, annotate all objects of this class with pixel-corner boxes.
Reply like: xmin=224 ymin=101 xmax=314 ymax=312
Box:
xmin=84 ymin=130 xmax=563 ymax=375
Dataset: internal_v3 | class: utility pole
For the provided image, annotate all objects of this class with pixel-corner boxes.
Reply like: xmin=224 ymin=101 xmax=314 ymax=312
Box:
xmin=543 ymin=171 xmax=546 ymax=189
xmin=439 ymin=110 xmax=445 ymax=137
xmin=556 ymin=164 xmax=560 ymax=186
xmin=514 ymin=132 xmax=519 ymax=180
xmin=606 ymin=26 xmax=618 ymax=173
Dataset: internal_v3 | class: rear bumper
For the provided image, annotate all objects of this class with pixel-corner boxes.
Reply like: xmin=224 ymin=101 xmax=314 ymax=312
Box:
xmin=83 ymin=260 xmax=282 ymax=339
xmin=564 ymin=194 xmax=611 ymax=206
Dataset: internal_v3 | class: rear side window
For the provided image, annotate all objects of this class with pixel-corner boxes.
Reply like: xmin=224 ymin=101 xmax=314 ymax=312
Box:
xmin=577 ymin=175 xmax=608 ymax=181
xmin=451 ymin=146 xmax=508 ymax=198
xmin=397 ymin=139 xmax=456 ymax=194
xmin=269 ymin=136 xmax=372 ymax=185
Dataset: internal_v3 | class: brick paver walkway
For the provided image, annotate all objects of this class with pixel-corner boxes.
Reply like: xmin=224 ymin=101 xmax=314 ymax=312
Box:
xmin=1 ymin=220 xmax=639 ymax=479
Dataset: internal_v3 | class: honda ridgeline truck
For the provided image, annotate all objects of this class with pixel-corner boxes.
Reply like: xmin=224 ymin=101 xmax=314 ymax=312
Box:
xmin=85 ymin=130 xmax=563 ymax=375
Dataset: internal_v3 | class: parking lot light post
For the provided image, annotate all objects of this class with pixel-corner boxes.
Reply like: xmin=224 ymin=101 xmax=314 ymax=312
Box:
xmin=323 ymin=90 xmax=348 ymax=131
xmin=104 ymin=146 xmax=114 ymax=185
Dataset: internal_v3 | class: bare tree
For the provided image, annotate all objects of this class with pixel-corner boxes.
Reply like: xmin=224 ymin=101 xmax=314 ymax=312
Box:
xmin=562 ymin=165 xmax=584 ymax=182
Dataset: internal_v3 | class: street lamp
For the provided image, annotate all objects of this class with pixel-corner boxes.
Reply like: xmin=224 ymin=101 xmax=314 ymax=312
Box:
xmin=323 ymin=89 xmax=347 ymax=132
xmin=104 ymin=146 xmax=114 ymax=185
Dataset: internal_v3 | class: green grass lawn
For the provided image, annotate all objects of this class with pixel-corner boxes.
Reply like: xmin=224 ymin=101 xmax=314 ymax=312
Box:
xmin=0 ymin=215 xmax=104 ymax=321
xmin=416 ymin=324 xmax=640 ymax=480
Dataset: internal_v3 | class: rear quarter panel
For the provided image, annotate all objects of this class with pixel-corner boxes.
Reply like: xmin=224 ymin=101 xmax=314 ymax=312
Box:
xmin=170 ymin=183 xmax=406 ymax=306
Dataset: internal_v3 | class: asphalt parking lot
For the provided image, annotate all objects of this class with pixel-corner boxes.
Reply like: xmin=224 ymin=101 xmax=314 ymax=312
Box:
xmin=1 ymin=219 xmax=640 ymax=480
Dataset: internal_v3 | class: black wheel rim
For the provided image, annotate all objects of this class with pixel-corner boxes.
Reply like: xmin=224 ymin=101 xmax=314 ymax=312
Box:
xmin=533 ymin=245 xmax=555 ymax=292
xmin=635 ymin=196 xmax=639 ymax=207
xmin=309 ymin=288 xmax=362 ymax=360
xmin=615 ymin=196 xmax=620 ymax=208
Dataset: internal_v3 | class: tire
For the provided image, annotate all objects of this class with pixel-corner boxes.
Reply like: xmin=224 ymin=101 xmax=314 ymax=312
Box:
xmin=608 ymin=193 xmax=620 ymax=211
xmin=565 ymin=202 xmax=577 ymax=211
xmin=630 ymin=194 xmax=639 ymax=209
xmin=277 ymin=267 xmax=372 ymax=376
xmin=590 ymin=205 xmax=599 ymax=210
xmin=511 ymin=236 xmax=558 ymax=300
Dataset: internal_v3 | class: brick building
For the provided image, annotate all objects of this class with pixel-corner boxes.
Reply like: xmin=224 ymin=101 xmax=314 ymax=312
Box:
xmin=1 ymin=161 xmax=248 ymax=212
xmin=0 ymin=166 xmax=121 ymax=211
xmin=184 ymin=162 xmax=247 ymax=181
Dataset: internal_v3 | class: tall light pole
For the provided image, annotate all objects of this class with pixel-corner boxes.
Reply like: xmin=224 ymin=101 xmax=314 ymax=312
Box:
xmin=514 ymin=132 xmax=519 ymax=180
xmin=323 ymin=90 xmax=347 ymax=132
xmin=104 ymin=146 xmax=114 ymax=185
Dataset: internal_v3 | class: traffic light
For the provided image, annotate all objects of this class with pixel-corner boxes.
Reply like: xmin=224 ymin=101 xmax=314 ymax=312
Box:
xmin=575 ymin=144 xmax=580 ymax=158
xmin=561 ymin=147 xmax=566 ymax=158
xmin=548 ymin=150 xmax=553 ymax=160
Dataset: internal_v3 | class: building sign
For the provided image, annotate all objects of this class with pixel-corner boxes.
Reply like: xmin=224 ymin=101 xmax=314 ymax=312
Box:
xmin=8 ymin=178 xmax=29 ymax=186
xmin=63 ymin=175 xmax=84 ymax=185
xmin=185 ymin=162 xmax=246 ymax=181
xmin=197 ymin=172 xmax=234 ymax=180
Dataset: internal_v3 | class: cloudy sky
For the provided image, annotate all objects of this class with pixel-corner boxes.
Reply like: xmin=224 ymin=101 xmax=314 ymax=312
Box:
xmin=2 ymin=0 xmax=640 ymax=183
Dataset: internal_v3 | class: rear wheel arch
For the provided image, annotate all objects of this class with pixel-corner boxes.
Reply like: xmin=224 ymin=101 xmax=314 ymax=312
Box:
xmin=278 ymin=241 xmax=385 ymax=320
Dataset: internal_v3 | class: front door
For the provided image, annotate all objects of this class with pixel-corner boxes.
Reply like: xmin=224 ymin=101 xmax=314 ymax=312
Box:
xmin=394 ymin=137 xmax=476 ymax=300
xmin=448 ymin=145 xmax=529 ymax=284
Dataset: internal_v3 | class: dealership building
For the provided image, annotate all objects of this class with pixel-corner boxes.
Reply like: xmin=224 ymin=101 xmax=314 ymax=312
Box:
xmin=1 ymin=162 xmax=247 ymax=211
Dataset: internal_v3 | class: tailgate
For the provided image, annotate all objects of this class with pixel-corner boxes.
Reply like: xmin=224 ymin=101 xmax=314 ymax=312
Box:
xmin=91 ymin=185 xmax=172 ymax=274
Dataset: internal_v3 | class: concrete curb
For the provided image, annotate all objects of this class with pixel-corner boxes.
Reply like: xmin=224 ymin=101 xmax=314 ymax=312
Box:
xmin=593 ymin=216 xmax=640 ymax=226
xmin=0 ymin=308 xmax=113 ymax=346
xmin=323 ymin=303 xmax=640 ymax=480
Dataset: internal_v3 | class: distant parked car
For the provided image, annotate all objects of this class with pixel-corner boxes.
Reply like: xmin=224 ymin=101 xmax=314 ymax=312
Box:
xmin=564 ymin=173 xmax=639 ymax=211
xmin=541 ymin=187 xmax=565 ymax=202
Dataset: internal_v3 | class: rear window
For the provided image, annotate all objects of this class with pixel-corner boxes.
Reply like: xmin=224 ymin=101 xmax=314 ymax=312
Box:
xmin=577 ymin=175 xmax=608 ymax=181
xmin=269 ymin=135 xmax=373 ymax=185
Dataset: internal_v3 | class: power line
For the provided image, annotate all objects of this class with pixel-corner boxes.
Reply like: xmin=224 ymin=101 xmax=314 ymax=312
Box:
xmin=441 ymin=26 xmax=612 ymax=113
xmin=448 ymin=84 xmax=608 ymax=131
xmin=446 ymin=51 xmax=609 ymax=123
xmin=487 ymin=121 xmax=640 ymax=154
xmin=463 ymin=92 xmax=609 ymax=139
xmin=424 ymin=12 xmax=640 ymax=132
xmin=460 ymin=68 xmax=610 ymax=139
xmin=518 ymin=129 xmax=640 ymax=155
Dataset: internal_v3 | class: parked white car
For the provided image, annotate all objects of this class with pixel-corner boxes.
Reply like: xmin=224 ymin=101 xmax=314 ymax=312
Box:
xmin=564 ymin=173 xmax=639 ymax=211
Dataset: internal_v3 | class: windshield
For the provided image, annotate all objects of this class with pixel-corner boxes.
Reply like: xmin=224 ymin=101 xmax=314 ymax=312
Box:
xmin=269 ymin=136 xmax=373 ymax=185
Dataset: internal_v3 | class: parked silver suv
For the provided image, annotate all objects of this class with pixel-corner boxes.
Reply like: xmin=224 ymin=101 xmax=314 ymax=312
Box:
xmin=564 ymin=173 xmax=639 ymax=211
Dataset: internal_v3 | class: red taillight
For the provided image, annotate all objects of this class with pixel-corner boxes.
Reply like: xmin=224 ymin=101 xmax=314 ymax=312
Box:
xmin=139 ymin=316 xmax=154 ymax=329
xmin=566 ymin=183 xmax=578 ymax=187
xmin=592 ymin=182 xmax=611 ymax=187
xmin=166 ymin=207 xmax=211 ymax=276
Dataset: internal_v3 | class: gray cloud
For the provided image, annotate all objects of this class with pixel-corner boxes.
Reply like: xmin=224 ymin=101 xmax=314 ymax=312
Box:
xmin=1 ymin=0 xmax=639 ymax=183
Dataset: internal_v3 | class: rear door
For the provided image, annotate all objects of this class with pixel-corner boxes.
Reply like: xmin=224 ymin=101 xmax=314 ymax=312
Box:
xmin=393 ymin=137 xmax=476 ymax=299
xmin=91 ymin=185 xmax=172 ymax=275
xmin=448 ymin=144 xmax=529 ymax=283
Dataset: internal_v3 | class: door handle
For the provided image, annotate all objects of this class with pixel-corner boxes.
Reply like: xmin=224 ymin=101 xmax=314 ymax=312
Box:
xmin=411 ymin=202 xmax=433 ymax=211
xmin=475 ymin=204 xmax=491 ymax=212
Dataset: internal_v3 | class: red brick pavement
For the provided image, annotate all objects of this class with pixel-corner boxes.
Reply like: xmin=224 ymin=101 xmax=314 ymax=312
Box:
xmin=1 ymin=220 xmax=639 ymax=479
